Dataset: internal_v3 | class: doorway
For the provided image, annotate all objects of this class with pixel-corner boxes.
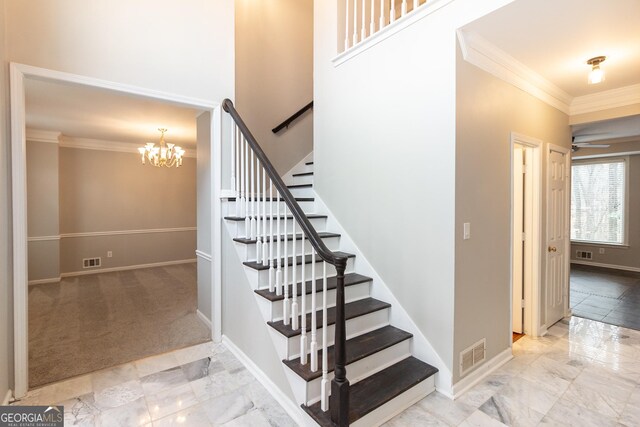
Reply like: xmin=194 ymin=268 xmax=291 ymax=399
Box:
xmin=511 ymin=133 xmax=542 ymax=339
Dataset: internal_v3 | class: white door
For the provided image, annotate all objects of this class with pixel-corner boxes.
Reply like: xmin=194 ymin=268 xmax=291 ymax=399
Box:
xmin=512 ymin=147 xmax=524 ymax=333
xmin=546 ymin=147 xmax=569 ymax=326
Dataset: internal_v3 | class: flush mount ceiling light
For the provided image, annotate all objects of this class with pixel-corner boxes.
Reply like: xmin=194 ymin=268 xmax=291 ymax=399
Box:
xmin=587 ymin=56 xmax=606 ymax=85
xmin=138 ymin=128 xmax=185 ymax=168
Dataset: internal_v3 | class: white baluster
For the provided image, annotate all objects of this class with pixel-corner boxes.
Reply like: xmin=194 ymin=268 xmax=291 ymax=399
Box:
xmin=300 ymin=235 xmax=308 ymax=364
xmin=310 ymin=250 xmax=318 ymax=372
xmin=401 ymin=0 xmax=407 ymax=16
xmin=361 ymin=0 xmax=366 ymax=41
xmin=353 ymin=0 xmax=358 ymax=45
xmin=244 ymin=138 xmax=249 ymax=238
xmin=231 ymin=124 xmax=236 ymax=195
xmin=235 ymin=126 xmax=241 ymax=217
xmin=291 ymin=221 xmax=299 ymax=330
xmin=256 ymin=159 xmax=262 ymax=262
xmin=262 ymin=168 xmax=268 ymax=265
xmin=283 ymin=205 xmax=290 ymax=324
xmin=275 ymin=191 xmax=282 ymax=296
xmin=390 ymin=0 xmax=396 ymax=22
xmin=370 ymin=0 xmax=375 ymax=35
xmin=345 ymin=0 xmax=350 ymax=51
xmin=250 ymin=150 xmax=256 ymax=240
xmin=413 ymin=0 xmax=419 ymax=12
xmin=269 ymin=180 xmax=275 ymax=292
xmin=379 ymin=0 xmax=385 ymax=29
xmin=320 ymin=261 xmax=329 ymax=411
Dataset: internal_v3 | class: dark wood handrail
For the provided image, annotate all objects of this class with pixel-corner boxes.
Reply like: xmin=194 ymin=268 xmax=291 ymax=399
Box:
xmin=272 ymin=101 xmax=314 ymax=134
xmin=223 ymin=99 xmax=350 ymax=426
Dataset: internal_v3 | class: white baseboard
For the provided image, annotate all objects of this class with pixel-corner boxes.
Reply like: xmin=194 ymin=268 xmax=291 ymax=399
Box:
xmin=222 ymin=336 xmax=310 ymax=426
xmin=571 ymin=260 xmax=640 ymax=273
xmin=2 ymin=389 xmax=12 ymax=405
xmin=281 ymin=152 xmax=314 ymax=184
xmin=59 ymin=258 xmax=196 ymax=278
xmin=28 ymin=277 xmax=61 ymax=286
xmin=450 ymin=348 xmax=513 ymax=399
xmin=197 ymin=309 xmax=212 ymax=330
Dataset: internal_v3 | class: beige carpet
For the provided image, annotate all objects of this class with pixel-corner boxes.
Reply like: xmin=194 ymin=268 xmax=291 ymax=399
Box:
xmin=28 ymin=263 xmax=211 ymax=387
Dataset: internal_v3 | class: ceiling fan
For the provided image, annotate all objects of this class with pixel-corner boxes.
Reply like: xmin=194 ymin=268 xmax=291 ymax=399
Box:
xmin=571 ymin=136 xmax=610 ymax=153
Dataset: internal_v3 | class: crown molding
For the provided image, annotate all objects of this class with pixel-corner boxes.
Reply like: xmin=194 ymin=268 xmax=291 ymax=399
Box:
xmin=457 ymin=30 xmax=572 ymax=115
xmin=59 ymin=136 xmax=196 ymax=158
xmin=570 ymin=83 xmax=640 ymax=116
xmin=25 ymin=129 xmax=61 ymax=144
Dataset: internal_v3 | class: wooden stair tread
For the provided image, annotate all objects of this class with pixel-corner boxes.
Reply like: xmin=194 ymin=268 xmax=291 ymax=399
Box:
xmin=288 ymin=183 xmax=313 ymax=189
xmin=225 ymin=196 xmax=314 ymax=202
xmin=303 ymin=357 xmax=438 ymax=426
xmin=284 ymin=326 xmax=412 ymax=382
xmin=268 ymin=298 xmax=390 ymax=338
xmin=234 ymin=231 xmax=340 ymax=245
xmin=224 ymin=213 xmax=327 ymax=221
xmin=293 ymin=172 xmax=314 ymax=177
xmin=255 ymin=273 xmax=371 ymax=302
xmin=244 ymin=252 xmax=355 ymax=271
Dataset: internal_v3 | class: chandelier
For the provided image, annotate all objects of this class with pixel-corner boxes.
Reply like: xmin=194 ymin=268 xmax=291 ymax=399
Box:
xmin=138 ymin=128 xmax=185 ymax=168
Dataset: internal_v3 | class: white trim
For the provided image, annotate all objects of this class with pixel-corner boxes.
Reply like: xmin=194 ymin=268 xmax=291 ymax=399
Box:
xmin=60 ymin=258 xmax=196 ymax=278
xmin=219 ymin=189 xmax=236 ymax=199
xmin=25 ymin=129 xmax=61 ymax=144
xmin=196 ymin=309 xmax=212 ymax=330
xmin=573 ymin=150 xmax=640 ymax=160
xmin=221 ymin=336 xmax=308 ymax=426
xmin=281 ymin=152 xmax=313 ymax=184
xmin=571 ymin=260 xmax=640 ymax=273
xmin=211 ymin=106 xmax=223 ymax=344
xmin=2 ymin=389 xmax=13 ymax=405
xmin=195 ymin=250 xmax=212 ymax=262
xmin=60 ymin=136 xmax=196 ymax=158
xmin=27 ymin=235 xmax=60 ymax=242
xmin=10 ymin=63 xmax=220 ymax=398
xmin=333 ymin=0 xmax=455 ymax=67
xmin=450 ymin=348 xmax=513 ymax=399
xmin=571 ymin=83 xmax=640 ymax=116
xmin=28 ymin=277 xmax=61 ymax=286
xmin=457 ymin=30 xmax=572 ymax=114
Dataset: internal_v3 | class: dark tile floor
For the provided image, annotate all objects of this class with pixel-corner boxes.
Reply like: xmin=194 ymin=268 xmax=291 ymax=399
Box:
xmin=570 ymin=264 xmax=640 ymax=330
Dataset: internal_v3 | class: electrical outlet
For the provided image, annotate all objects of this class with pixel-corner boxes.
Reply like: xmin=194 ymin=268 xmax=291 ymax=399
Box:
xmin=107 ymin=251 xmax=113 ymax=258
xmin=599 ymin=248 xmax=605 ymax=254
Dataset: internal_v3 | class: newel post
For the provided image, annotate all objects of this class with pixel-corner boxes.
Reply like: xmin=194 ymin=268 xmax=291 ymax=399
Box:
xmin=330 ymin=257 xmax=350 ymax=426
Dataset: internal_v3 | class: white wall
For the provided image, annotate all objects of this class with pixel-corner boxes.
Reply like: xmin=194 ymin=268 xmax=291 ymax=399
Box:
xmin=314 ymin=0 xmax=516 ymax=385
xmin=235 ymin=0 xmax=314 ymax=174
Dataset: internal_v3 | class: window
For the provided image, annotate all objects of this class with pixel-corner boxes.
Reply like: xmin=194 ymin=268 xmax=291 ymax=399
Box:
xmin=571 ymin=158 xmax=627 ymax=245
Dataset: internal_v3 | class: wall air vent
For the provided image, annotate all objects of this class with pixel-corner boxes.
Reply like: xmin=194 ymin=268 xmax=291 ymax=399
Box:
xmin=83 ymin=257 xmax=102 ymax=268
xmin=576 ymin=250 xmax=593 ymax=260
xmin=460 ymin=338 xmax=486 ymax=377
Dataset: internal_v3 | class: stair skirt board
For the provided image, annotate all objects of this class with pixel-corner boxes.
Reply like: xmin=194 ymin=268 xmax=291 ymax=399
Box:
xmin=222 ymin=157 xmax=439 ymax=425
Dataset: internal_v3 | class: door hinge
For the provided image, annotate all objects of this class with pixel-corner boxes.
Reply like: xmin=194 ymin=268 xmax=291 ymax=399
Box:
xmin=522 ymin=232 xmax=526 ymax=241
xmin=521 ymin=299 xmax=526 ymax=308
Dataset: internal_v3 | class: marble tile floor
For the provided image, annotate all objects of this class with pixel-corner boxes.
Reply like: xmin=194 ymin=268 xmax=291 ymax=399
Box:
xmin=10 ymin=341 xmax=296 ymax=427
xmin=570 ymin=265 xmax=640 ymax=330
xmin=383 ymin=316 xmax=640 ymax=426
xmin=11 ymin=315 xmax=640 ymax=426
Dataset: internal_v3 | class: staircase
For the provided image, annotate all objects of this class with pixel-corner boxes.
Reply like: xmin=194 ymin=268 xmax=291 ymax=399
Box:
xmin=225 ymin=149 xmax=437 ymax=426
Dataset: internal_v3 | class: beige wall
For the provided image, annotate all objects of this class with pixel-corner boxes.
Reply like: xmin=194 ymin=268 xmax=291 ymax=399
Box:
xmin=0 ymin=0 xmax=14 ymax=399
xmin=235 ymin=0 xmax=313 ymax=174
xmin=454 ymin=44 xmax=571 ymax=383
xmin=571 ymin=141 xmax=640 ymax=270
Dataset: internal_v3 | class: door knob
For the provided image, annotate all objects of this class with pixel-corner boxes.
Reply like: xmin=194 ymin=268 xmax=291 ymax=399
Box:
xmin=548 ymin=246 xmax=557 ymax=252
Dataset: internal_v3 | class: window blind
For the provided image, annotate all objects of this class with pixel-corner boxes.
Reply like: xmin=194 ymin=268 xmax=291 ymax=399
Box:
xmin=571 ymin=158 xmax=626 ymax=244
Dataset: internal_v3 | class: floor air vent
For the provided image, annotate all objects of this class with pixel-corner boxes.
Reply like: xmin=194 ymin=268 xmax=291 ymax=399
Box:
xmin=83 ymin=257 xmax=102 ymax=268
xmin=576 ymin=250 xmax=593 ymax=260
xmin=460 ymin=338 xmax=486 ymax=377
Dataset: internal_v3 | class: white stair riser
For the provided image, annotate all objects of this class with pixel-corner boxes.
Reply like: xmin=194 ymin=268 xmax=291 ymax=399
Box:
xmin=226 ymin=217 xmax=327 ymax=238
xmin=288 ymin=187 xmax=314 ymax=198
xmin=238 ymin=235 xmax=340 ymax=261
xmin=292 ymin=174 xmax=314 ymax=185
xmin=352 ymin=378 xmax=435 ymax=427
xmin=245 ymin=257 xmax=356 ymax=290
xmin=291 ymin=340 xmax=413 ymax=406
xmin=268 ymin=281 xmax=371 ymax=321
xmin=223 ymin=200 xmax=315 ymax=216
xmin=268 ymin=307 xmax=390 ymax=361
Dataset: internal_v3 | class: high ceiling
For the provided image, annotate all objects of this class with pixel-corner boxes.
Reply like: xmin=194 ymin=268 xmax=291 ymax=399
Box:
xmin=25 ymin=78 xmax=203 ymax=148
xmin=464 ymin=0 xmax=640 ymax=98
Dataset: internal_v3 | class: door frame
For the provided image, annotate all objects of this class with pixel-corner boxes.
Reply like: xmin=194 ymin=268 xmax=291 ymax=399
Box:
xmin=10 ymin=63 xmax=223 ymax=397
xmin=545 ymin=143 xmax=572 ymax=325
xmin=510 ymin=132 xmax=542 ymax=338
